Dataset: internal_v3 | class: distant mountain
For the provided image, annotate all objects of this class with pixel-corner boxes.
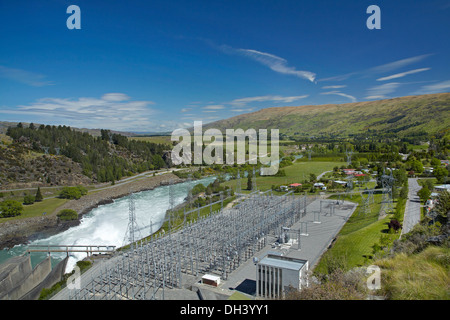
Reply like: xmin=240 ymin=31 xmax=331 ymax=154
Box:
xmin=204 ymin=93 xmax=450 ymax=140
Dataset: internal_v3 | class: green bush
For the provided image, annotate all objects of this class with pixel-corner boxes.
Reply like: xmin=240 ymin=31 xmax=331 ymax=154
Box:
xmin=23 ymin=195 xmax=35 ymax=205
xmin=191 ymin=183 xmax=206 ymax=195
xmin=0 ymin=200 xmax=23 ymax=217
xmin=57 ymin=209 xmax=78 ymax=221
xmin=59 ymin=187 xmax=82 ymax=199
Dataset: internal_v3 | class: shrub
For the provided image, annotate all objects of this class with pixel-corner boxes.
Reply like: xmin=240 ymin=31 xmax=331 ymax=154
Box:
xmin=0 ymin=200 xmax=23 ymax=217
xmin=59 ymin=187 xmax=82 ymax=199
xmin=191 ymin=183 xmax=206 ymax=196
xmin=23 ymin=195 xmax=35 ymax=205
xmin=57 ymin=209 xmax=78 ymax=221
xmin=388 ymin=219 xmax=402 ymax=232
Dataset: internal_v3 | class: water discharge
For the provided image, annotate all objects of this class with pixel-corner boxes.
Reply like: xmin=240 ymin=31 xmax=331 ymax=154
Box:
xmin=0 ymin=176 xmax=217 ymax=273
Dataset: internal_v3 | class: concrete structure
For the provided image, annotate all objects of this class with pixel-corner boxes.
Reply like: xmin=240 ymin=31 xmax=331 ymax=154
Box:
xmin=256 ymin=254 xmax=308 ymax=299
xmin=202 ymin=274 xmax=221 ymax=287
xmin=0 ymin=254 xmax=67 ymax=300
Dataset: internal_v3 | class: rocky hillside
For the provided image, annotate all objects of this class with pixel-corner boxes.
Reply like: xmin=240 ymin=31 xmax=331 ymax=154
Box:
xmin=0 ymin=140 xmax=91 ymax=189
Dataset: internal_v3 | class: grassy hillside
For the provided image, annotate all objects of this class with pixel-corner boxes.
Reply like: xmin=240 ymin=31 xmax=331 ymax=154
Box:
xmin=204 ymin=93 xmax=450 ymax=139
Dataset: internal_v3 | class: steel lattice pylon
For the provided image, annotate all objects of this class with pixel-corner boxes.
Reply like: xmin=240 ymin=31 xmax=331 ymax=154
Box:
xmin=379 ymin=169 xmax=395 ymax=217
xmin=123 ymin=192 xmax=142 ymax=249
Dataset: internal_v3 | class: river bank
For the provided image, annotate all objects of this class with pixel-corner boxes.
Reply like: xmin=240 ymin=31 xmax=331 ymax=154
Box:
xmin=0 ymin=172 xmax=184 ymax=250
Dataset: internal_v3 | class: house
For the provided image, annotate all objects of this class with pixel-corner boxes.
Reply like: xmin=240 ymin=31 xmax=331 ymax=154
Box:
xmin=333 ymin=180 xmax=347 ymax=187
xmin=435 ymin=184 xmax=450 ymax=193
xmin=313 ymin=182 xmax=324 ymax=188
xmin=424 ymin=167 xmax=434 ymax=174
xmin=342 ymin=169 xmax=356 ymax=175
xmin=313 ymin=182 xmax=326 ymax=190
xmin=289 ymin=183 xmax=302 ymax=189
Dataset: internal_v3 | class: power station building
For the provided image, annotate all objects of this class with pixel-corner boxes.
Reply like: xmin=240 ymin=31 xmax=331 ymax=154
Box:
xmin=256 ymin=254 xmax=309 ymax=298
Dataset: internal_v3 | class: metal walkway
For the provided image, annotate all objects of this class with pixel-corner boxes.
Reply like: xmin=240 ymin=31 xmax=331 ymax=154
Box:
xmin=26 ymin=245 xmax=116 ymax=257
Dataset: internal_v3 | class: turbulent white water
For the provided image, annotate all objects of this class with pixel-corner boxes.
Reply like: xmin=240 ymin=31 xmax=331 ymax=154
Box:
xmin=0 ymin=176 xmax=216 ymax=273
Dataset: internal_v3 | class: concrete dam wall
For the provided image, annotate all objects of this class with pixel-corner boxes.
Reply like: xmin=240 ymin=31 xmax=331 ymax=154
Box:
xmin=0 ymin=254 xmax=67 ymax=300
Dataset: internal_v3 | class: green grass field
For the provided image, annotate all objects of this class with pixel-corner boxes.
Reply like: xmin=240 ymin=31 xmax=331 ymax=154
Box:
xmin=314 ymin=193 xmax=401 ymax=274
xmin=128 ymin=135 xmax=172 ymax=145
xmin=221 ymin=160 xmax=343 ymax=192
xmin=0 ymin=197 xmax=69 ymax=223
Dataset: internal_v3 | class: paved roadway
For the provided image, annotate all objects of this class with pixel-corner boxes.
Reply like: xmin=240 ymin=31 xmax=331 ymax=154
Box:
xmin=401 ymin=178 xmax=423 ymax=236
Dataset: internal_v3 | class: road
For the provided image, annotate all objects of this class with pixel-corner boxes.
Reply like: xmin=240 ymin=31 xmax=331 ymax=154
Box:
xmin=401 ymin=178 xmax=422 ymax=236
xmin=0 ymin=168 xmax=182 ymax=200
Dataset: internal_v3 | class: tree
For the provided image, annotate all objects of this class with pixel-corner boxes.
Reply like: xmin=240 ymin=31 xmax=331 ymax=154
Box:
xmin=434 ymin=167 xmax=448 ymax=184
xmin=410 ymin=160 xmax=424 ymax=174
xmin=434 ymin=190 xmax=449 ymax=219
xmin=247 ymin=175 xmax=253 ymax=190
xmin=430 ymin=157 xmax=441 ymax=168
xmin=191 ymin=183 xmax=206 ymax=196
xmin=0 ymin=200 xmax=24 ymax=217
xmin=417 ymin=186 xmax=431 ymax=204
xmin=35 ymin=187 xmax=43 ymax=202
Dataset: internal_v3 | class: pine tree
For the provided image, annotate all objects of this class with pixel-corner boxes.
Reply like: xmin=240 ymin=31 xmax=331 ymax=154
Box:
xmin=35 ymin=187 xmax=43 ymax=202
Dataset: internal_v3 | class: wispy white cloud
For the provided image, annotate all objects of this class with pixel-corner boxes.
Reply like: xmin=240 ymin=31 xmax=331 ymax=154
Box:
xmin=319 ymin=54 xmax=433 ymax=82
xmin=322 ymin=85 xmax=347 ymax=89
xmin=365 ymin=82 xmax=402 ymax=100
xmin=221 ymin=45 xmax=316 ymax=83
xmin=320 ymin=91 xmax=357 ymax=102
xmin=368 ymin=54 xmax=433 ymax=75
xmin=230 ymin=95 xmax=308 ymax=107
xmin=414 ymin=80 xmax=450 ymax=95
xmin=376 ymin=68 xmax=430 ymax=81
xmin=180 ymin=108 xmax=191 ymax=112
xmin=203 ymin=105 xmax=225 ymax=110
xmin=0 ymin=65 xmax=53 ymax=87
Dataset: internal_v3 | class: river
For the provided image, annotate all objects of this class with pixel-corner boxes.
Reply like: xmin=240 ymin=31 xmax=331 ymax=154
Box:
xmin=0 ymin=176 xmax=217 ymax=273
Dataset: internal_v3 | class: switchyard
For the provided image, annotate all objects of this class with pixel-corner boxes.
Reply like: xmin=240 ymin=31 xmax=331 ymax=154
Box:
xmin=54 ymin=190 xmax=356 ymax=300
xmin=64 ymin=191 xmax=310 ymax=300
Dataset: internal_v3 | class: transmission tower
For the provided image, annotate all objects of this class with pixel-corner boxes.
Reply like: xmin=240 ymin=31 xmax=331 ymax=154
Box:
xmin=360 ymin=188 xmax=375 ymax=215
xmin=168 ymin=181 xmax=176 ymax=231
xmin=379 ymin=169 xmax=395 ymax=217
xmin=345 ymin=175 xmax=354 ymax=199
xmin=42 ymin=146 xmax=49 ymax=155
xmin=123 ymin=192 xmax=142 ymax=249
xmin=307 ymin=149 xmax=312 ymax=161
xmin=346 ymin=149 xmax=353 ymax=166
xmin=54 ymin=147 xmax=60 ymax=155
xmin=186 ymin=174 xmax=193 ymax=209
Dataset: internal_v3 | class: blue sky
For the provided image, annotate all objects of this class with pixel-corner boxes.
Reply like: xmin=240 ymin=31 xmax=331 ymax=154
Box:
xmin=0 ymin=0 xmax=449 ymax=132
